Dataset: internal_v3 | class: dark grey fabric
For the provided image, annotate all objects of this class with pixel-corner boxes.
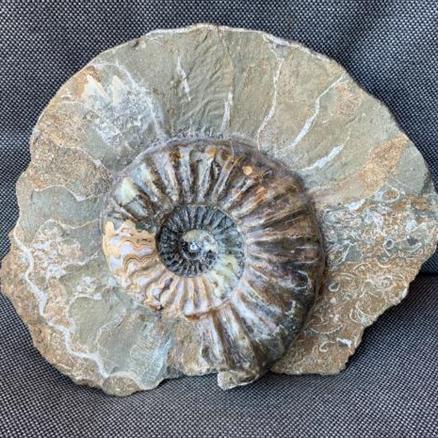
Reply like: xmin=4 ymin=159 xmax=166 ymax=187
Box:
xmin=0 ymin=1 xmax=437 ymax=272
xmin=1 ymin=275 xmax=437 ymax=437
xmin=1 ymin=2 xmax=438 ymax=437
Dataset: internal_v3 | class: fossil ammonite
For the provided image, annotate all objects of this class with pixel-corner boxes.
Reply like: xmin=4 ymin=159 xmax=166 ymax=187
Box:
xmin=100 ymin=140 xmax=323 ymax=387
xmin=1 ymin=25 xmax=437 ymax=395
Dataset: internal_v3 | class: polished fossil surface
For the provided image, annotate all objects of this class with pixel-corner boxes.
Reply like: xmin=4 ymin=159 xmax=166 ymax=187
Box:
xmin=1 ymin=24 xmax=437 ymax=395
xmin=99 ymin=139 xmax=323 ymax=388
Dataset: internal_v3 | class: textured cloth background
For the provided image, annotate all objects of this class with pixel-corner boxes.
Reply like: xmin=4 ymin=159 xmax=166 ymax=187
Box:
xmin=1 ymin=1 xmax=438 ymax=437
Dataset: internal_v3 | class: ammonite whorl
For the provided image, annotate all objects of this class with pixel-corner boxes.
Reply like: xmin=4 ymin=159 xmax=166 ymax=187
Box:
xmin=101 ymin=140 xmax=323 ymax=387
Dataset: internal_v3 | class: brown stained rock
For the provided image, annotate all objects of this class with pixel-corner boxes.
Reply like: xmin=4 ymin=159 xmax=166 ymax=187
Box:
xmin=1 ymin=24 xmax=437 ymax=395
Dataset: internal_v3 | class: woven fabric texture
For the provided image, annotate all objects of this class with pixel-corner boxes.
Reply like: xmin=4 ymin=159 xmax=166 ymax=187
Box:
xmin=1 ymin=275 xmax=437 ymax=437
xmin=1 ymin=2 xmax=438 ymax=437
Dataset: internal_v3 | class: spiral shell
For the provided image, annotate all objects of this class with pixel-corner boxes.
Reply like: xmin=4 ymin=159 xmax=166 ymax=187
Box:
xmin=100 ymin=140 xmax=322 ymax=386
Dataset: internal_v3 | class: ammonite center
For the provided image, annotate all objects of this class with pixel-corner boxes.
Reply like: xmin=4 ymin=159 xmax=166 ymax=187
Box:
xmin=180 ymin=230 xmax=218 ymax=264
xmin=101 ymin=139 xmax=322 ymax=320
xmin=157 ymin=205 xmax=244 ymax=278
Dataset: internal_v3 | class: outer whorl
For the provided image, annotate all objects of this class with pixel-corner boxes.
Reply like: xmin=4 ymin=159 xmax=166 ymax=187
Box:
xmin=101 ymin=140 xmax=323 ymax=388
